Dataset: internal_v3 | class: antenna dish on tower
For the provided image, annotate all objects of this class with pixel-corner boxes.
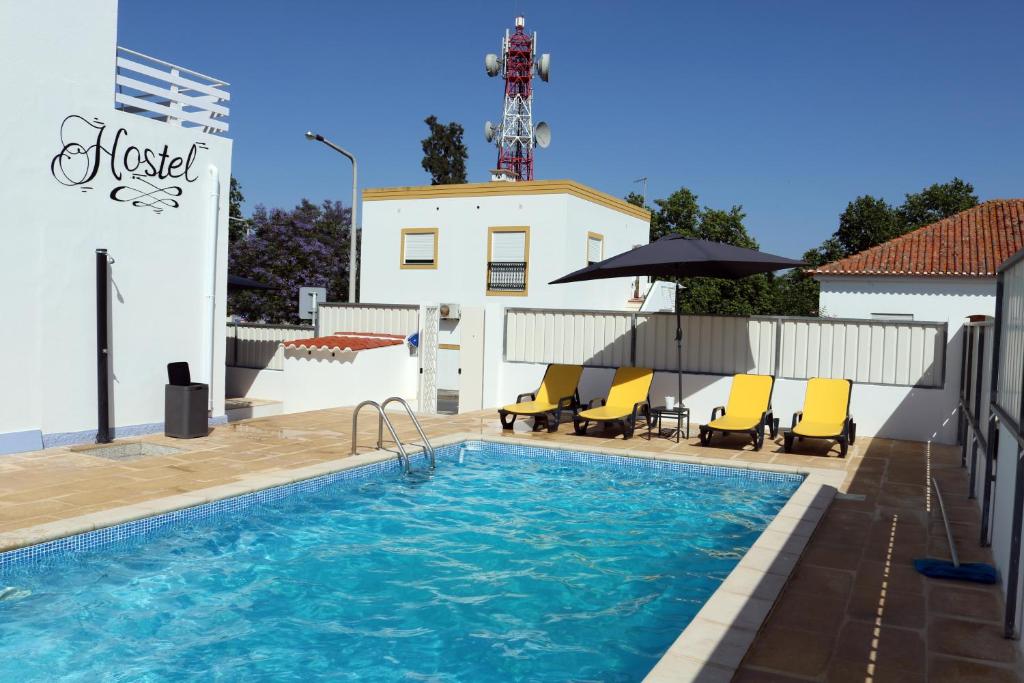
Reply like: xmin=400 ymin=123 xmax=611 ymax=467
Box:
xmin=536 ymin=54 xmax=550 ymax=82
xmin=484 ymin=121 xmax=497 ymax=143
xmin=534 ymin=122 xmax=551 ymax=149
xmin=484 ymin=53 xmax=501 ymax=77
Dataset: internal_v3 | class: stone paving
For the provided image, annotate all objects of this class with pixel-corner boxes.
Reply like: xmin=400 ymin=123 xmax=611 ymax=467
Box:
xmin=0 ymin=408 xmax=1019 ymax=681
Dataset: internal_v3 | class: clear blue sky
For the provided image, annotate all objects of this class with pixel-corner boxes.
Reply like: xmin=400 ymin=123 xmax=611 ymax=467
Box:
xmin=119 ymin=0 xmax=1024 ymax=257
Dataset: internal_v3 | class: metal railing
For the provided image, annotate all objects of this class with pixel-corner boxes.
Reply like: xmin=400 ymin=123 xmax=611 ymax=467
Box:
xmin=351 ymin=400 xmax=412 ymax=472
xmin=959 ymin=318 xmax=994 ymax=510
xmin=350 ymin=397 xmax=435 ymax=473
xmin=986 ymin=250 xmax=1024 ymax=639
xmin=487 ymin=261 xmax=527 ymax=292
xmin=115 ymin=47 xmax=230 ymax=134
xmin=381 ymin=397 xmax=436 ymax=469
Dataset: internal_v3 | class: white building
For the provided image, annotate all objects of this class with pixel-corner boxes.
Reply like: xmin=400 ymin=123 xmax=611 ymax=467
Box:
xmin=813 ymin=199 xmax=1024 ymax=326
xmin=359 ymin=180 xmax=651 ymax=391
xmin=0 ymin=1 xmax=232 ymax=453
xmin=810 ymin=199 xmax=1024 ymax=441
xmin=360 ymin=180 xmax=651 ymax=308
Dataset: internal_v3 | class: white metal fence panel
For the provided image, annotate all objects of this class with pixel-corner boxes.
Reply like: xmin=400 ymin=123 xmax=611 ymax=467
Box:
xmin=998 ymin=259 xmax=1024 ymax=418
xmin=633 ymin=315 xmax=774 ymax=375
xmin=777 ymin=318 xmax=944 ymax=387
xmin=317 ymin=303 xmax=419 ymax=337
xmin=503 ymin=308 xmax=947 ymax=388
xmin=504 ymin=308 xmax=633 ymax=367
xmin=226 ymin=323 xmax=313 ymax=371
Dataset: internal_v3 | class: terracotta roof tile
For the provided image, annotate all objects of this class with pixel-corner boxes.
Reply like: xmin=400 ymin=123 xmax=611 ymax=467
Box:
xmin=809 ymin=199 xmax=1024 ymax=277
xmin=282 ymin=332 xmax=406 ymax=353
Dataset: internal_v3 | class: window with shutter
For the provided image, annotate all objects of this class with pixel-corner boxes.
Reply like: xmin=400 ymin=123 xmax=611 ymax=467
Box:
xmin=587 ymin=232 xmax=604 ymax=265
xmin=400 ymin=228 xmax=438 ymax=269
xmin=487 ymin=226 xmax=530 ymax=295
xmin=490 ymin=231 xmax=526 ymax=262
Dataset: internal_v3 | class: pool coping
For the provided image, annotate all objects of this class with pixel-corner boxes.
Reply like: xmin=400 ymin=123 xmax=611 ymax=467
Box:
xmin=0 ymin=431 xmax=841 ymax=681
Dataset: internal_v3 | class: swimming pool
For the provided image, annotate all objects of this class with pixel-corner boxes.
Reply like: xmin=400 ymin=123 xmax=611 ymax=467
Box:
xmin=0 ymin=441 xmax=802 ymax=681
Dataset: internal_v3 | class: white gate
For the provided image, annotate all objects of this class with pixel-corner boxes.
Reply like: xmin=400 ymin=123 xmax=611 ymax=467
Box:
xmin=458 ymin=306 xmax=486 ymax=412
xmin=418 ymin=306 xmax=439 ymax=414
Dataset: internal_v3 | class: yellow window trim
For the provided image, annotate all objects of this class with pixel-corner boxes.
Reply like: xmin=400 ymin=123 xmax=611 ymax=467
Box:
xmin=586 ymin=231 xmax=604 ymax=265
xmin=486 ymin=225 xmax=530 ymax=297
xmin=399 ymin=227 xmax=438 ymax=270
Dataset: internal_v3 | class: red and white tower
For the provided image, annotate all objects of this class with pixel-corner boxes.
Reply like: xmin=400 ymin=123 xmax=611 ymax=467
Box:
xmin=484 ymin=16 xmax=550 ymax=181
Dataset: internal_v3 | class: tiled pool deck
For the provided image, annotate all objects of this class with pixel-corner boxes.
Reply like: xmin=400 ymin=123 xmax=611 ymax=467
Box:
xmin=0 ymin=408 xmax=1019 ymax=682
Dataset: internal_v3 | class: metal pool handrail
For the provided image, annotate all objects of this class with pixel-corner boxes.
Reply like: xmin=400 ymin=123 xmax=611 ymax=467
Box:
xmin=351 ymin=400 xmax=410 ymax=472
xmin=380 ymin=396 xmax=436 ymax=470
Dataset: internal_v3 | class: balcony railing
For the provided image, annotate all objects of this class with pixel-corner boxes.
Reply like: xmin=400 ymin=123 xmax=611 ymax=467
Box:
xmin=487 ymin=261 xmax=527 ymax=292
xmin=114 ymin=47 xmax=230 ymax=135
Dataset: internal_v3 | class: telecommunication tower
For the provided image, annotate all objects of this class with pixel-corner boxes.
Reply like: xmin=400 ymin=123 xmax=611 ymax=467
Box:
xmin=484 ymin=16 xmax=550 ymax=181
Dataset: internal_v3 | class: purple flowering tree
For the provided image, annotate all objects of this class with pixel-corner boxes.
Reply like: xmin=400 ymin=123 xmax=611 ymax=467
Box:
xmin=228 ymin=199 xmax=356 ymax=323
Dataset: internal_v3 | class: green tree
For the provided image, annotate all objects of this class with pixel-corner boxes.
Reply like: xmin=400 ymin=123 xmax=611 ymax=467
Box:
xmin=637 ymin=186 xmax=777 ymax=315
xmin=229 ymin=199 xmax=356 ymax=322
xmin=677 ymin=206 xmax=775 ymax=315
xmin=772 ymin=240 xmax=842 ymax=316
xmin=420 ymin=115 xmax=468 ymax=185
xmin=786 ymin=178 xmax=979 ymax=317
xmin=228 ymin=176 xmax=249 ymax=243
xmin=650 ymin=187 xmax=700 ymax=241
xmin=835 ymin=195 xmax=902 ymax=256
xmin=900 ymin=177 xmax=978 ymax=229
xmin=625 ymin=192 xmax=648 ymax=209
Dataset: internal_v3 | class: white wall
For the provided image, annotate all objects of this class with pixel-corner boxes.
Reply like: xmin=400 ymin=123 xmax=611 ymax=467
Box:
xmin=817 ymin=276 xmax=995 ymax=322
xmin=0 ymin=0 xmax=231 ymax=451
xmin=360 ymin=191 xmax=649 ymax=311
xmin=225 ymin=367 xmax=285 ymax=403
xmin=280 ymin=346 xmax=418 ymax=414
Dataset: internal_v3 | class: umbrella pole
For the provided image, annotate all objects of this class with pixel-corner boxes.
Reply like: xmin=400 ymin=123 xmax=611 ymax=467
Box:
xmin=675 ymin=283 xmax=683 ymax=409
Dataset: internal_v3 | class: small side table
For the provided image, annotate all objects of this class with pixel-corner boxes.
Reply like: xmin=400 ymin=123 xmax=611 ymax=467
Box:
xmin=648 ymin=405 xmax=690 ymax=443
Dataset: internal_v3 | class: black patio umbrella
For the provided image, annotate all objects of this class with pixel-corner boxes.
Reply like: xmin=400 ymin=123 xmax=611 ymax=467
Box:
xmin=227 ymin=274 xmax=275 ymax=292
xmin=550 ymin=234 xmax=805 ymax=408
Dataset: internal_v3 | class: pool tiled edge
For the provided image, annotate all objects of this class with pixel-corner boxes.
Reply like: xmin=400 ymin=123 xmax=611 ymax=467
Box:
xmin=477 ymin=433 xmax=843 ymax=682
xmin=645 ymin=473 xmax=839 ymax=683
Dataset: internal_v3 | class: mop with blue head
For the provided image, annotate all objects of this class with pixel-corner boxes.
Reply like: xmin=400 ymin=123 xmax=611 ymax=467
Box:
xmin=914 ymin=477 xmax=997 ymax=584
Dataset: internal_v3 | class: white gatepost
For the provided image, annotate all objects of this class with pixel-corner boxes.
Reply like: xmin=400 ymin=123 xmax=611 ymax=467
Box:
xmin=457 ymin=306 xmax=486 ymax=412
xmin=417 ymin=305 xmax=440 ymax=414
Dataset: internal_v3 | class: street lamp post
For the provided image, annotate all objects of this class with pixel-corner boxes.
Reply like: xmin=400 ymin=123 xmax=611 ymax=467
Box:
xmin=305 ymin=131 xmax=358 ymax=303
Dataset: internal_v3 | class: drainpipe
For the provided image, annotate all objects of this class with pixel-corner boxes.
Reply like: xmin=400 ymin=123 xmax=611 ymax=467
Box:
xmin=203 ymin=165 xmax=221 ymax=412
xmin=96 ymin=249 xmax=112 ymax=443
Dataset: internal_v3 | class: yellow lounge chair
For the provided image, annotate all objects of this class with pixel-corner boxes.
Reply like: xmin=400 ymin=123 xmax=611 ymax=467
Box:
xmin=784 ymin=378 xmax=856 ymax=457
xmin=698 ymin=374 xmax=777 ymax=450
xmin=498 ymin=364 xmax=583 ymax=432
xmin=572 ymin=367 xmax=653 ymax=440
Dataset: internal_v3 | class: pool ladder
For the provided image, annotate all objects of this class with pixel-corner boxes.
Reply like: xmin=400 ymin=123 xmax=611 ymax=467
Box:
xmin=351 ymin=397 xmax=436 ymax=473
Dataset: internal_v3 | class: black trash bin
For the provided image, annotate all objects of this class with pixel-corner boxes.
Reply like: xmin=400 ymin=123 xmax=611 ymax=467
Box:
xmin=165 ymin=362 xmax=209 ymax=438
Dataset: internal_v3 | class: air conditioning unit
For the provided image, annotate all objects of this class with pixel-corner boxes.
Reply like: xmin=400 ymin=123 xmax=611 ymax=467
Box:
xmin=439 ymin=303 xmax=461 ymax=320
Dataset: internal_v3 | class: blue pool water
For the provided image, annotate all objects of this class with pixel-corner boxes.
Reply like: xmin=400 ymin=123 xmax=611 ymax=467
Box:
xmin=0 ymin=442 xmax=801 ymax=681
